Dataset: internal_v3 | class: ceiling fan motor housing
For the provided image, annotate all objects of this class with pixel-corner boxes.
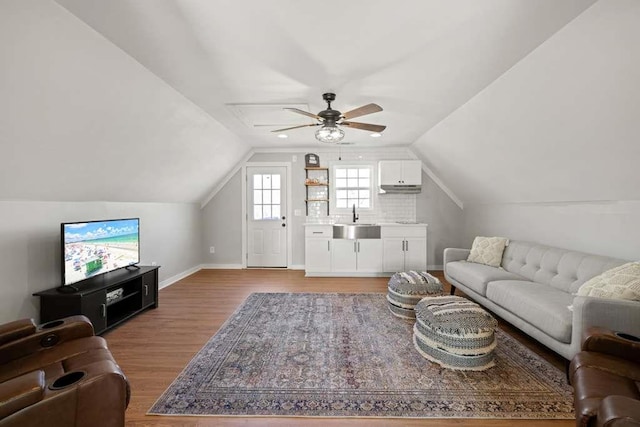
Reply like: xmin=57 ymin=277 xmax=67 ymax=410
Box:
xmin=320 ymin=93 xmax=341 ymax=125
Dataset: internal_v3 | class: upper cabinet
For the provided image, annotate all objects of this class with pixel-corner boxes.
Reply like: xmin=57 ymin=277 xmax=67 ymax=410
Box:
xmin=379 ymin=160 xmax=422 ymax=186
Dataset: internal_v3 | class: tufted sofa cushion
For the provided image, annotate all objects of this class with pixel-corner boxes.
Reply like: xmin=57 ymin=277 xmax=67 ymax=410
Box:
xmin=500 ymin=241 xmax=626 ymax=294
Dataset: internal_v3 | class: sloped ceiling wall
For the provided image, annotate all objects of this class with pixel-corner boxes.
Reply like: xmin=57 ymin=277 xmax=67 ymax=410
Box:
xmin=412 ymin=0 xmax=640 ymax=205
xmin=0 ymin=0 xmax=250 ymax=203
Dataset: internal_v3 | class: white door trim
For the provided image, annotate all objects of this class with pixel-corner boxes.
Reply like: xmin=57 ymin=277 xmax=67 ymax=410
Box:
xmin=242 ymin=162 xmax=292 ymax=268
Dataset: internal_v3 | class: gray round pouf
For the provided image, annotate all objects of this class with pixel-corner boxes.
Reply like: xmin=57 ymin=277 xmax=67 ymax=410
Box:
xmin=386 ymin=271 xmax=443 ymax=319
xmin=413 ymin=295 xmax=497 ymax=371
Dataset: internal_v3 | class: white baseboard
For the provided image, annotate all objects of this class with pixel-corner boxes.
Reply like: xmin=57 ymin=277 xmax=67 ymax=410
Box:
xmin=201 ymin=264 xmax=305 ymax=270
xmin=159 ymin=265 xmax=202 ymax=290
xmin=201 ymin=264 xmax=244 ymax=269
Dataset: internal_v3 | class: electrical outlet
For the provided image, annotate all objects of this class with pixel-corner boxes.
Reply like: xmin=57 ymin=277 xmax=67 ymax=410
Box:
xmin=292 ymin=155 xmax=297 ymax=162
xmin=209 ymin=246 xmax=215 ymax=254
xmin=151 ymin=261 xmax=157 ymax=266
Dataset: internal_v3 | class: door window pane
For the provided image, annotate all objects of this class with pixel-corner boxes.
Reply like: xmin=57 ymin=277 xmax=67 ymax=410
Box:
xmin=252 ymin=173 xmax=282 ymax=221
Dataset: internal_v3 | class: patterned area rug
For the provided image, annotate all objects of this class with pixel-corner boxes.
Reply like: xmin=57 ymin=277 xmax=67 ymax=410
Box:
xmin=149 ymin=293 xmax=574 ymax=419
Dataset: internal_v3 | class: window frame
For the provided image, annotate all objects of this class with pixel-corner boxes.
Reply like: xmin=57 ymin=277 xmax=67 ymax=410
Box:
xmin=330 ymin=163 xmax=375 ymax=213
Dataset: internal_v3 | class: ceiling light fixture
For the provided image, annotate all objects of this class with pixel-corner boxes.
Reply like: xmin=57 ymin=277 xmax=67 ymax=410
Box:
xmin=370 ymin=132 xmax=382 ymax=138
xmin=315 ymin=124 xmax=344 ymax=143
xmin=277 ymin=133 xmax=288 ymax=139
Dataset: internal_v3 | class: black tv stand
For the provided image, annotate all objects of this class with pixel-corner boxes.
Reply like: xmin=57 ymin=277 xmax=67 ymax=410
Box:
xmin=34 ymin=266 xmax=160 ymax=335
xmin=56 ymin=284 xmax=79 ymax=294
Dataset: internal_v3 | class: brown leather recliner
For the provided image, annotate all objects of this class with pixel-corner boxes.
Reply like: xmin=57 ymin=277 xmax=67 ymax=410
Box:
xmin=569 ymin=326 xmax=640 ymax=427
xmin=0 ymin=316 xmax=130 ymax=427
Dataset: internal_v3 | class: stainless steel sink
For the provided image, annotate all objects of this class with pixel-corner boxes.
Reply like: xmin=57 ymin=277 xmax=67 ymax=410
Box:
xmin=333 ymin=224 xmax=381 ymax=239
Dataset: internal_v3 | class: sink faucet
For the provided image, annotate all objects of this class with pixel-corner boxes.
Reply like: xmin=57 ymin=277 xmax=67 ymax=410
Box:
xmin=352 ymin=204 xmax=359 ymax=223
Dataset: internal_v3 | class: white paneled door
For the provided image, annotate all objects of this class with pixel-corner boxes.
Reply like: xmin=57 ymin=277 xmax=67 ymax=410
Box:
xmin=246 ymin=166 xmax=287 ymax=267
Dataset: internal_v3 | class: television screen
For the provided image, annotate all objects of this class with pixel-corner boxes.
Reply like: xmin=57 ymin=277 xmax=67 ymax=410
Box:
xmin=62 ymin=218 xmax=140 ymax=286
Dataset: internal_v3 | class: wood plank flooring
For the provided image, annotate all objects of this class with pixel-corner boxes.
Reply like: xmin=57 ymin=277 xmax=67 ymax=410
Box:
xmin=103 ymin=269 xmax=574 ymax=427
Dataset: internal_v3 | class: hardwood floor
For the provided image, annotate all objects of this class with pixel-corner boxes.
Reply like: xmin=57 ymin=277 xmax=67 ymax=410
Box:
xmin=103 ymin=269 xmax=574 ymax=427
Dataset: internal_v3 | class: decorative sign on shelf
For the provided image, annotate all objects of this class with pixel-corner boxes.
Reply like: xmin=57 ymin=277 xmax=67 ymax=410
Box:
xmin=305 ymin=153 xmax=319 ymax=167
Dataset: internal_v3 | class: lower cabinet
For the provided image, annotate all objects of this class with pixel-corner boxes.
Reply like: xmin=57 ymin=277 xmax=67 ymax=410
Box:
xmin=304 ymin=225 xmax=333 ymax=273
xmin=304 ymin=225 xmax=427 ymax=276
xmin=305 ymin=238 xmax=332 ymax=273
xmin=382 ymin=226 xmax=428 ymax=272
xmin=331 ymin=239 xmax=382 ymax=273
xmin=382 ymin=237 xmax=427 ymax=272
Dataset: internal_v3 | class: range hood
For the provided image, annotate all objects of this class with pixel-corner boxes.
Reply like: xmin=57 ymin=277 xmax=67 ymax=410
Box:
xmin=379 ymin=184 xmax=421 ymax=194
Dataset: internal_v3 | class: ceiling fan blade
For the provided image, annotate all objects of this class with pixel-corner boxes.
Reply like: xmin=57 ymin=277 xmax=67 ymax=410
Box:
xmin=341 ymin=103 xmax=382 ymax=120
xmin=284 ymin=107 xmax=322 ymax=121
xmin=340 ymin=121 xmax=386 ymax=133
xmin=271 ymin=123 xmax=320 ymax=133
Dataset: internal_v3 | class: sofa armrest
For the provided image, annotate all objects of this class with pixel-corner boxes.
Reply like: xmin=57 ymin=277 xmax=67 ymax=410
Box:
xmin=0 ymin=370 xmax=44 ymax=420
xmin=571 ymin=296 xmax=640 ymax=358
xmin=0 ymin=319 xmax=36 ymax=347
xmin=0 ymin=316 xmax=94 ymax=365
xmin=444 ymin=248 xmax=470 ymax=266
xmin=597 ymin=395 xmax=640 ymax=427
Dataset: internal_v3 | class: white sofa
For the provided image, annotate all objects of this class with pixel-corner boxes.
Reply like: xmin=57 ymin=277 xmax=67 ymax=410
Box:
xmin=444 ymin=240 xmax=640 ymax=360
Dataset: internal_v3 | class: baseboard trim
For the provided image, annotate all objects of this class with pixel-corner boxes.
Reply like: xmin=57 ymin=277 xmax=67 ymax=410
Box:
xmin=159 ymin=265 xmax=202 ymax=290
xmin=201 ymin=264 xmax=243 ymax=269
xmin=202 ymin=264 xmax=305 ymax=270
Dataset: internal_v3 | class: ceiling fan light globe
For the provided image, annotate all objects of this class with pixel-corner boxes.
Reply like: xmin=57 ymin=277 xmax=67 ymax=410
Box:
xmin=315 ymin=125 xmax=344 ymax=143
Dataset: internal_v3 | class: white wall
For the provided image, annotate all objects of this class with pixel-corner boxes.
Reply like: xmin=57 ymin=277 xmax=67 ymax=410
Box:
xmin=0 ymin=201 xmax=202 ymax=324
xmin=463 ymin=200 xmax=640 ymax=260
xmin=412 ymin=0 xmax=640 ymax=205
xmin=201 ymin=170 xmax=244 ymax=266
xmin=201 ymin=148 xmax=465 ymax=268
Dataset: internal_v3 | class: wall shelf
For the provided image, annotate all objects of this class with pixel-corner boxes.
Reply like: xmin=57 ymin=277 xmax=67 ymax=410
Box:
xmin=305 ymin=167 xmax=329 ymax=216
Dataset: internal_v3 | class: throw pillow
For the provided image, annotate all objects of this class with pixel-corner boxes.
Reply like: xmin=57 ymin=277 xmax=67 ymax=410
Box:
xmin=577 ymin=262 xmax=640 ymax=301
xmin=467 ymin=236 xmax=509 ymax=268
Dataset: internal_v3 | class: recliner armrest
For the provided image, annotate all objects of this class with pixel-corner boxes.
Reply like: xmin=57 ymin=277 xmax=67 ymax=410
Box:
xmin=582 ymin=326 xmax=640 ymax=364
xmin=0 ymin=370 xmax=44 ymax=420
xmin=0 ymin=319 xmax=36 ymax=347
xmin=0 ymin=316 xmax=95 ymax=365
xmin=597 ymin=395 xmax=640 ymax=427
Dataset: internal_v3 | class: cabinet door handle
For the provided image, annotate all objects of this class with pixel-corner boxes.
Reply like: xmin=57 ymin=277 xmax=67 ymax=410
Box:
xmin=100 ymin=304 xmax=106 ymax=318
xmin=327 ymin=240 xmax=330 ymax=251
xmin=405 ymin=240 xmax=409 ymax=251
xmin=402 ymin=240 xmax=405 ymax=251
xmin=357 ymin=241 xmax=360 ymax=252
xmin=144 ymin=284 xmax=149 ymax=296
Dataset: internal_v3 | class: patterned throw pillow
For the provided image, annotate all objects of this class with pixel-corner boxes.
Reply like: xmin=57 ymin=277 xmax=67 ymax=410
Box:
xmin=466 ymin=236 xmax=509 ymax=268
xmin=577 ymin=262 xmax=640 ymax=301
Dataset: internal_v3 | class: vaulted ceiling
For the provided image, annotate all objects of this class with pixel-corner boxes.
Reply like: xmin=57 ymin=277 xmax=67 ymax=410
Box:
xmin=1 ymin=0 xmax=637 ymax=205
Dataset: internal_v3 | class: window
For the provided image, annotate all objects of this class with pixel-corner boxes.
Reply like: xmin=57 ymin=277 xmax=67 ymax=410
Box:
xmin=253 ymin=174 xmax=281 ymax=220
xmin=333 ymin=166 xmax=372 ymax=209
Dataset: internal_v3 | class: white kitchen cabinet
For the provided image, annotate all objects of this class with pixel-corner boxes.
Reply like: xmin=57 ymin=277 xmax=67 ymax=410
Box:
xmin=331 ymin=239 xmax=383 ymax=273
xmin=378 ymin=160 xmax=422 ymax=186
xmin=382 ymin=226 xmax=427 ymax=272
xmin=304 ymin=225 xmax=332 ymax=274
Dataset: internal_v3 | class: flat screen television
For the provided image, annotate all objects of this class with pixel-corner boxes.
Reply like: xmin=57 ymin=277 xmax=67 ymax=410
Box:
xmin=61 ymin=218 xmax=140 ymax=287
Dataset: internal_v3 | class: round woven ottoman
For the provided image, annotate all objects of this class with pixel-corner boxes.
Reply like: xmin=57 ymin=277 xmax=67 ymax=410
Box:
xmin=386 ymin=271 xmax=443 ymax=319
xmin=413 ymin=295 xmax=497 ymax=371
